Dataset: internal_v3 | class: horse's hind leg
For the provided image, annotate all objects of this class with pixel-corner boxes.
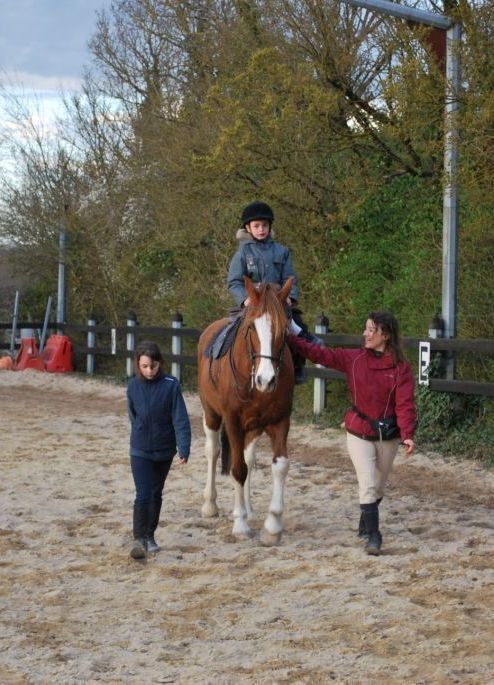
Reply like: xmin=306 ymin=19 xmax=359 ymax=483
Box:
xmin=261 ymin=419 xmax=290 ymax=545
xmin=202 ymin=411 xmax=221 ymax=518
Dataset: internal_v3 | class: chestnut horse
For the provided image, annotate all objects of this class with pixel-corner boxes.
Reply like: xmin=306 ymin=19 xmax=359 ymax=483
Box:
xmin=197 ymin=277 xmax=295 ymax=544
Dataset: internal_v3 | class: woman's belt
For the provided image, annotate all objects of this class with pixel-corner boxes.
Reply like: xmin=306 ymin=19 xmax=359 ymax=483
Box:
xmin=346 ymin=428 xmax=379 ymax=442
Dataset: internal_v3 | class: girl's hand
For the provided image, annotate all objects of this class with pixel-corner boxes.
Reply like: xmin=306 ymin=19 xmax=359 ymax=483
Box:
xmin=402 ymin=439 xmax=415 ymax=456
xmin=177 ymin=456 xmax=187 ymax=464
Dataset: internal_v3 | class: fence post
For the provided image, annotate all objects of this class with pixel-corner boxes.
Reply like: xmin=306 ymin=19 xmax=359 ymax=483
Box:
xmin=171 ymin=312 xmax=183 ymax=381
xmin=87 ymin=317 xmax=96 ymax=374
xmin=428 ymin=312 xmax=446 ymax=378
xmin=126 ymin=311 xmax=137 ymax=378
xmin=313 ymin=313 xmax=329 ymax=415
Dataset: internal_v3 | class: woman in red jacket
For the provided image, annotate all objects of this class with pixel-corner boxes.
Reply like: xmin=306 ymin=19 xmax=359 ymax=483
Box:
xmin=289 ymin=311 xmax=416 ymax=556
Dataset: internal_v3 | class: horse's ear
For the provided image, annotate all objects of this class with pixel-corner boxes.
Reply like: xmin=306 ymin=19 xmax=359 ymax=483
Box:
xmin=279 ymin=277 xmax=293 ymax=304
xmin=244 ymin=276 xmax=260 ymax=304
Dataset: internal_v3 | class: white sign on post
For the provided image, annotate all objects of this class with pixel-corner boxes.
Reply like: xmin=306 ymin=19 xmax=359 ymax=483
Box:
xmin=111 ymin=328 xmax=117 ymax=356
xmin=419 ymin=341 xmax=431 ymax=385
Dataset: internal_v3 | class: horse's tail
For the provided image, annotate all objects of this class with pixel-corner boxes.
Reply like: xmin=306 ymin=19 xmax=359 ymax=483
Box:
xmin=220 ymin=423 xmax=231 ymax=475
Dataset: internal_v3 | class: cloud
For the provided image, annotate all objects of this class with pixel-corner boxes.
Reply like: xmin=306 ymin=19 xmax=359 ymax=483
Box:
xmin=0 ymin=0 xmax=112 ymax=81
xmin=1 ymin=71 xmax=83 ymax=94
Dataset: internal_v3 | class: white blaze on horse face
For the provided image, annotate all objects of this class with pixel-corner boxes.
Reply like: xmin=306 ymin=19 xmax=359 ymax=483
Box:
xmin=253 ymin=312 xmax=276 ymax=392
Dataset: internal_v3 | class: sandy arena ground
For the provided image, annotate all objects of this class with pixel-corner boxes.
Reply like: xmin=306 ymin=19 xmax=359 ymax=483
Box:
xmin=0 ymin=370 xmax=493 ymax=685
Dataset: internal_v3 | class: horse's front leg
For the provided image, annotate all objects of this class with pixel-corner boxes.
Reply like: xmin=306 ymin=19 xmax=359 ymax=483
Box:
xmin=262 ymin=418 xmax=290 ymax=545
xmin=201 ymin=411 xmax=221 ymax=518
xmin=227 ymin=419 xmax=252 ymax=539
xmin=243 ymin=432 xmax=260 ymax=520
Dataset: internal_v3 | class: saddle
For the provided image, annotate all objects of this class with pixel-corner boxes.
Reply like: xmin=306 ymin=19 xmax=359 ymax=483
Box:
xmin=205 ymin=316 xmax=242 ymax=359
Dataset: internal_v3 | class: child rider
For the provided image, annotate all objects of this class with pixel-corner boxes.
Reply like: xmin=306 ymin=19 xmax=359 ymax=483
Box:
xmin=227 ymin=200 xmax=320 ymax=382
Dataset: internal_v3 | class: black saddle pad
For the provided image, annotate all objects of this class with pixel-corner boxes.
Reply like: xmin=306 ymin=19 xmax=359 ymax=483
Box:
xmin=205 ymin=317 xmax=242 ymax=359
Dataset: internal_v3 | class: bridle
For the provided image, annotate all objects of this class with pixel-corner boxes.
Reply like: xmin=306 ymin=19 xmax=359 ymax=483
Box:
xmin=245 ymin=322 xmax=288 ymax=392
xmin=213 ymin=317 xmax=287 ymax=399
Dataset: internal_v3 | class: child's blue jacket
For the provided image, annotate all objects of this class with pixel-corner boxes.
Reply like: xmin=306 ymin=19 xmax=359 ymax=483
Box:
xmin=227 ymin=233 xmax=298 ymax=306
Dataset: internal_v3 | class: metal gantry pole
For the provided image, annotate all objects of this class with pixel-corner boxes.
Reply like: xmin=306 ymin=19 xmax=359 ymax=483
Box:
xmin=344 ymin=0 xmax=460 ymax=379
xmin=57 ymin=230 xmax=66 ymax=335
xmin=442 ymin=21 xmax=462 ymax=377
xmin=10 ymin=291 xmax=20 ymax=354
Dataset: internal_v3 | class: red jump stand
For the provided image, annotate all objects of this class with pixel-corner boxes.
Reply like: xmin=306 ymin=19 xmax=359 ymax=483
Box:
xmin=42 ymin=335 xmax=74 ymax=373
xmin=13 ymin=338 xmax=45 ymax=372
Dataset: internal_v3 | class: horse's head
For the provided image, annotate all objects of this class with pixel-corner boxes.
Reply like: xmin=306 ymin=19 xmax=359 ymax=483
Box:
xmin=242 ymin=277 xmax=293 ymax=392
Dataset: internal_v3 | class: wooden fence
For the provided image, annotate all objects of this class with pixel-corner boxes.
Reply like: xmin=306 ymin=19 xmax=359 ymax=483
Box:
xmin=2 ymin=316 xmax=494 ymax=413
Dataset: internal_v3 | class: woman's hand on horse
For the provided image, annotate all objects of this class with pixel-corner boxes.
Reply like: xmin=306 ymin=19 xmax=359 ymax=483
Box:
xmin=243 ymin=297 xmax=251 ymax=307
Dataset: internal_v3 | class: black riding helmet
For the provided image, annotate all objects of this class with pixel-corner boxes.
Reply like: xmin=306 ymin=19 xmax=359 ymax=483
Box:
xmin=241 ymin=201 xmax=274 ymax=227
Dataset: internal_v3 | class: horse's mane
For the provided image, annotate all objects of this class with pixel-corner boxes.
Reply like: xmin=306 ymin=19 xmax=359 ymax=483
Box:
xmin=242 ymin=283 xmax=288 ymax=343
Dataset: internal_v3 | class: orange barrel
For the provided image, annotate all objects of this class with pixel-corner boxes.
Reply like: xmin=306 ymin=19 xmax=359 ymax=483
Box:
xmin=13 ymin=338 xmax=46 ymax=371
xmin=42 ymin=335 xmax=74 ymax=373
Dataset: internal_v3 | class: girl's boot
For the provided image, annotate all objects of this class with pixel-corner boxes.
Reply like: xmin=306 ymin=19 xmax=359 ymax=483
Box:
xmin=130 ymin=503 xmax=148 ymax=559
xmin=145 ymin=498 xmax=162 ymax=553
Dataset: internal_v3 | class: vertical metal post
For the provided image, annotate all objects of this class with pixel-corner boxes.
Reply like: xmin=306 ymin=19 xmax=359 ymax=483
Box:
xmin=126 ymin=312 xmax=137 ymax=378
xmin=87 ymin=317 xmax=96 ymax=374
xmin=57 ymin=230 xmax=66 ymax=335
xmin=313 ymin=314 xmax=329 ymax=415
xmin=344 ymin=0 xmax=460 ymax=377
xmin=10 ymin=291 xmax=20 ymax=354
xmin=442 ymin=21 xmax=462 ymax=379
xmin=172 ymin=312 xmax=183 ymax=381
xmin=39 ymin=296 xmax=52 ymax=353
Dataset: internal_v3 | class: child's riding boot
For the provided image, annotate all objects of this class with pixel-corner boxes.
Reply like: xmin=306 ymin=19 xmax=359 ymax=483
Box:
xmin=292 ymin=350 xmax=307 ymax=384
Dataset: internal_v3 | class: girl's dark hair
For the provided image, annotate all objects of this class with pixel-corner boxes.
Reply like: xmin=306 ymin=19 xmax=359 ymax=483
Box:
xmin=134 ymin=340 xmax=164 ymax=378
xmin=368 ymin=311 xmax=405 ymax=363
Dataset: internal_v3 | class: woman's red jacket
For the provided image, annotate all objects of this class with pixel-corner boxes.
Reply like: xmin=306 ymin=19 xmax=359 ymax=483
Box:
xmin=289 ymin=334 xmax=416 ymax=441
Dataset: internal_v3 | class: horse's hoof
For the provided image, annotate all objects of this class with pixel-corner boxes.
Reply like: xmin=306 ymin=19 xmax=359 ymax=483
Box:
xmin=234 ymin=531 xmax=254 ymax=541
xmin=232 ymin=522 xmax=253 ymax=539
xmin=260 ymin=529 xmax=282 ymax=546
xmin=201 ymin=503 xmax=219 ymax=518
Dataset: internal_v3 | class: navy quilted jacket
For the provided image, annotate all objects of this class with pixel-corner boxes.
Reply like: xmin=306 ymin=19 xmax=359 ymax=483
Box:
xmin=127 ymin=372 xmax=191 ymax=461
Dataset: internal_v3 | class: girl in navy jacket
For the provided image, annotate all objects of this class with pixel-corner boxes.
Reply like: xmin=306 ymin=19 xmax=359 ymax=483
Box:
xmin=127 ymin=341 xmax=191 ymax=559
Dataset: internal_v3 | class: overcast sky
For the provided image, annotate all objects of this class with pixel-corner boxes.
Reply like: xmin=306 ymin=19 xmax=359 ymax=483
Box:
xmin=0 ymin=0 xmax=113 ymax=175
xmin=1 ymin=0 xmax=112 ymax=91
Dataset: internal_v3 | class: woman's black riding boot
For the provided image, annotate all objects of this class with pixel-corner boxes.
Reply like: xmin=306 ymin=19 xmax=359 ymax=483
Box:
xmin=361 ymin=502 xmax=382 ymax=556
xmin=292 ymin=350 xmax=306 ymax=384
xmin=357 ymin=497 xmax=382 ymax=539
xmin=357 ymin=512 xmax=368 ymax=539
xmin=130 ymin=503 xmax=148 ymax=559
xmin=145 ymin=498 xmax=162 ymax=553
